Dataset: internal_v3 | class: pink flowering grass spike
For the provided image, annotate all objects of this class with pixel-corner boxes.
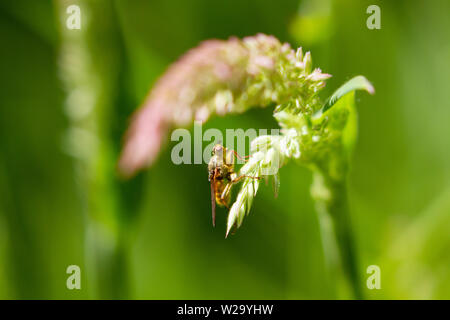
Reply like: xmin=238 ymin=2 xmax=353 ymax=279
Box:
xmin=118 ymin=34 xmax=330 ymax=176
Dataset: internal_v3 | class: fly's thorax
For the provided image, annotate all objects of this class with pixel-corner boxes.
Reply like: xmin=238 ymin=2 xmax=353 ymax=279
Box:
xmin=209 ymin=144 xmax=235 ymax=180
xmin=208 ymin=154 xmax=223 ymax=171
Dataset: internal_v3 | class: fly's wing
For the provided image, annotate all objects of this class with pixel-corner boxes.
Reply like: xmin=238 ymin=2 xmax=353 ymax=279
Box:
xmin=211 ymin=180 xmax=216 ymax=227
xmin=225 ymin=148 xmax=235 ymax=166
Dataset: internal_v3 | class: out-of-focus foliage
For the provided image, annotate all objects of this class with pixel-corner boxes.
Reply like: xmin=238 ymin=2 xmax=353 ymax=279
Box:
xmin=0 ymin=0 xmax=449 ymax=299
xmin=290 ymin=0 xmax=333 ymax=46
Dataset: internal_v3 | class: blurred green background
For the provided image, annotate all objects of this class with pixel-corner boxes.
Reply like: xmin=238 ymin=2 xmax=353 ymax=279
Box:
xmin=0 ymin=0 xmax=449 ymax=299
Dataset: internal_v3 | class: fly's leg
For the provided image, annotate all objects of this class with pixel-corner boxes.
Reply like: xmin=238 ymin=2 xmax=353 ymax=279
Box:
xmin=219 ymin=174 xmax=260 ymax=203
xmin=218 ymin=173 xmax=261 ymax=212
xmin=231 ymin=174 xmax=261 ymax=184
xmin=220 ymin=170 xmax=240 ymax=203
xmin=230 ymin=149 xmax=251 ymax=162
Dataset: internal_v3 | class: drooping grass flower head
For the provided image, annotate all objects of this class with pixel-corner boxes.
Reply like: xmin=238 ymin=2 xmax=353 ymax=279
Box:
xmin=119 ymin=34 xmax=374 ymax=236
xmin=119 ymin=34 xmax=331 ymax=177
